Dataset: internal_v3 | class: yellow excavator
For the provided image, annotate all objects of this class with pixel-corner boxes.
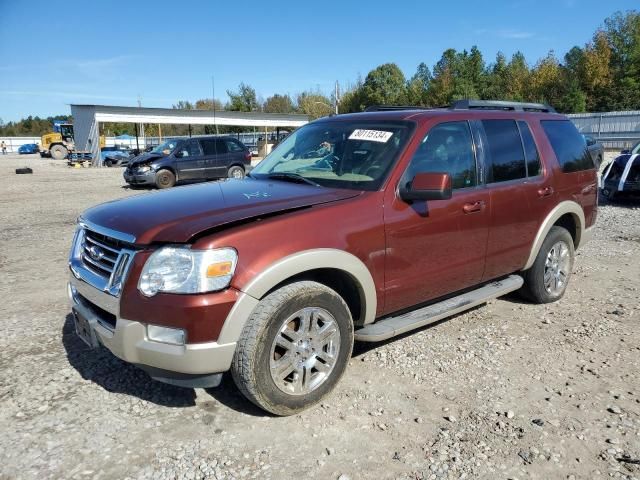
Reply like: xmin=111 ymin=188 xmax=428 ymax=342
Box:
xmin=40 ymin=121 xmax=105 ymax=160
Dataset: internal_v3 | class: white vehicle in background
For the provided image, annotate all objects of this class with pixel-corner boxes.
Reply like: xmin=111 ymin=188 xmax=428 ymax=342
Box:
xmin=600 ymin=143 xmax=640 ymax=201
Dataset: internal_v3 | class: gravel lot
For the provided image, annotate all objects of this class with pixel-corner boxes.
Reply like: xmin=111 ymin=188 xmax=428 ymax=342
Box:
xmin=1 ymin=153 xmax=639 ymax=480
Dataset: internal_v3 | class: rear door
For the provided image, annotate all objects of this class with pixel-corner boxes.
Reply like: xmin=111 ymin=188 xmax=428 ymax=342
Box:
xmin=200 ymin=138 xmax=229 ymax=179
xmin=175 ymin=139 xmax=204 ymax=180
xmin=479 ymin=119 xmax=552 ymax=280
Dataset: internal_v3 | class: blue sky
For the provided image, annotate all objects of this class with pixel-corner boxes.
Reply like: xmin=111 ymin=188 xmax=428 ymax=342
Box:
xmin=0 ymin=0 xmax=637 ymax=121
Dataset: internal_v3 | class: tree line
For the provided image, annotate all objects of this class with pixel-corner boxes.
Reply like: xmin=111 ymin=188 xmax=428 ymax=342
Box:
xmin=1 ymin=9 xmax=637 ymax=138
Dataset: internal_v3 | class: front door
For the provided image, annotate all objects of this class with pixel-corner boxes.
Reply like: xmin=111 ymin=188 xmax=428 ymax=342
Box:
xmin=175 ymin=139 xmax=204 ymax=180
xmin=383 ymin=120 xmax=490 ymax=314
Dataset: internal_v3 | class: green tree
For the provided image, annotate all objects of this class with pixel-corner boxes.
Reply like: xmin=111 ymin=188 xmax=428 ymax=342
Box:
xmin=602 ymin=10 xmax=640 ymax=109
xmin=426 ymin=49 xmax=457 ymax=106
xmin=484 ymin=52 xmax=508 ymax=100
xmin=296 ymin=92 xmax=333 ymax=119
xmin=226 ymin=83 xmax=259 ymax=112
xmin=339 ymin=76 xmax=365 ymax=113
xmin=406 ymin=62 xmax=432 ymax=105
xmin=263 ymin=94 xmax=294 ymax=113
xmin=194 ymin=98 xmax=224 ymax=110
xmin=504 ymin=52 xmax=531 ymax=101
xmin=530 ymin=51 xmax=564 ymax=106
xmin=360 ymin=63 xmax=407 ymax=107
xmin=172 ymin=100 xmax=194 ymax=110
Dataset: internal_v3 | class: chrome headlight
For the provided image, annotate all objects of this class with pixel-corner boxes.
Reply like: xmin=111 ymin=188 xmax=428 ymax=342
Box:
xmin=138 ymin=247 xmax=237 ymax=297
xmin=137 ymin=165 xmax=151 ymax=173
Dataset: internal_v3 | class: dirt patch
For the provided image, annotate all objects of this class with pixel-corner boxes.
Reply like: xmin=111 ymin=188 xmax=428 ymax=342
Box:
xmin=0 ymin=153 xmax=639 ymax=479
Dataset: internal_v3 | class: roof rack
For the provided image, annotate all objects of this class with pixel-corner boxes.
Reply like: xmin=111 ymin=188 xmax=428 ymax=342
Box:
xmin=451 ymin=100 xmax=556 ymax=113
xmin=364 ymin=105 xmax=431 ymax=112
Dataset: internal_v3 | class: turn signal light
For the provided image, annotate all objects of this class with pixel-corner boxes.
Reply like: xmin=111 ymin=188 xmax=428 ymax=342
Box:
xmin=207 ymin=261 xmax=233 ymax=277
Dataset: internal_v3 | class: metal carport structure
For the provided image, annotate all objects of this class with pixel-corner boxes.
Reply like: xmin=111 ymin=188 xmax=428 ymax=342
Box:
xmin=70 ymin=104 xmax=310 ymax=165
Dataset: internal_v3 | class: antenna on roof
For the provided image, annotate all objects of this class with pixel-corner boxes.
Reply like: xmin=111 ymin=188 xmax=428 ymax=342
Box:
xmin=211 ymin=75 xmax=219 ymax=135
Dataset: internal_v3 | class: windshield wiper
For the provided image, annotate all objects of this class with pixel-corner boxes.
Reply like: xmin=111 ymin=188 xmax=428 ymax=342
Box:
xmin=266 ymin=172 xmax=321 ymax=187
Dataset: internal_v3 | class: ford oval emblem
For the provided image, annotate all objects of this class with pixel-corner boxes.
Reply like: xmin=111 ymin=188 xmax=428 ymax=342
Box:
xmin=88 ymin=245 xmax=105 ymax=261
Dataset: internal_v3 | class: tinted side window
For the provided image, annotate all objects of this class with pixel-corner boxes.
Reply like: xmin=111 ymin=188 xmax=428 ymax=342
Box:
xmin=177 ymin=140 xmax=201 ymax=157
xmin=214 ymin=139 xmax=229 ymax=154
xmin=541 ymin=120 xmax=594 ymax=172
xmin=225 ymin=139 xmax=244 ymax=152
xmin=200 ymin=139 xmax=217 ymax=155
xmin=482 ymin=119 xmax=526 ymax=183
xmin=407 ymin=121 xmax=477 ymax=189
xmin=517 ymin=121 xmax=541 ymax=177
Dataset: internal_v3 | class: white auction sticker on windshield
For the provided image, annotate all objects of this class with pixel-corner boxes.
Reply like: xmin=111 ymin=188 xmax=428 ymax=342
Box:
xmin=349 ymin=129 xmax=393 ymax=143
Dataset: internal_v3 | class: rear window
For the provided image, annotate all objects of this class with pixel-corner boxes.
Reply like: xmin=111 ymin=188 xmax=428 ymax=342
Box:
xmin=200 ymin=139 xmax=228 ymax=155
xmin=541 ymin=120 xmax=594 ymax=172
xmin=225 ymin=139 xmax=244 ymax=152
xmin=482 ymin=119 xmax=526 ymax=183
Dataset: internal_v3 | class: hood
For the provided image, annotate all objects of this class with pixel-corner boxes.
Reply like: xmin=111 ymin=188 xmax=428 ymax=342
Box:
xmin=128 ymin=152 xmax=164 ymax=167
xmin=81 ymin=178 xmax=361 ymax=244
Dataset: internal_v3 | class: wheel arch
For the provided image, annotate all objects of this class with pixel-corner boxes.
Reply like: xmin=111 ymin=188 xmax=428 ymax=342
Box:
xmin=523 ymin=201 xmax=585 ymax=270
xmin=156 ymin=165 xmax=178 ymax=180
xmin=217 ymin=249 xmax=377 ymax=344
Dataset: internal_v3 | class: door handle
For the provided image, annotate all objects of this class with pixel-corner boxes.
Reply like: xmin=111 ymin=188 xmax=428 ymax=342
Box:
xmin=537 ymin=186 xmax=554 ymax=197
xmin=463 ymin=201 xmax=485 ymax=214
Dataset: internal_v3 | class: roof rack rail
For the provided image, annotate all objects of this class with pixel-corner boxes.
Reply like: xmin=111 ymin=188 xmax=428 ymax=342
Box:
xmin=364 ymin=105 xmax=431 ymax=112
xmin=451 ymin=100 xmax=556 ymax=113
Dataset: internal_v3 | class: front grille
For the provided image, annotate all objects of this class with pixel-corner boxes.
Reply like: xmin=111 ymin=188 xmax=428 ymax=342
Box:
xmin=81 ymin=230 xmax=127 ymax=280
xmin=78 ymin=292 xmax=117 ymax=330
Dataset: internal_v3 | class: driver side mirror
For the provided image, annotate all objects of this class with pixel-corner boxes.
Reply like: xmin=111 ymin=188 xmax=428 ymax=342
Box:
xmin=400 ymin=172 xmax=452 ymax=202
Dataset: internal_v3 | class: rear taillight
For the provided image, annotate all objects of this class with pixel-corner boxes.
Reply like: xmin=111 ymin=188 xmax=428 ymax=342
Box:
xmin=244 ymin=151 xmax=251 ymax=161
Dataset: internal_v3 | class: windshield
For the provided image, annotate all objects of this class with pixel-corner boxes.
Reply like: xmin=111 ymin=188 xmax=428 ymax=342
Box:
xmin=151 ymin=139 xmax=180 ymax=155
xmin=251 ymin=121 xmax=414 ymax=191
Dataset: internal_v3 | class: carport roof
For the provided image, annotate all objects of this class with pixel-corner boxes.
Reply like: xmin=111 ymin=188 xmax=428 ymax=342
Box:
xmin=70 ymin=104 xmax=310 ymax=127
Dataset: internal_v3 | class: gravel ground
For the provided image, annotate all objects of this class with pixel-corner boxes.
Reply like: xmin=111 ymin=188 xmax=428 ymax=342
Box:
xmin=1 ymin=153 xmax=639 ymax=480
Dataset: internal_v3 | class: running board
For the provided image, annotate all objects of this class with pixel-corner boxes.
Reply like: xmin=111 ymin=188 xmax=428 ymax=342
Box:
xmin=354 ymin=275 xmax=523 ymax=342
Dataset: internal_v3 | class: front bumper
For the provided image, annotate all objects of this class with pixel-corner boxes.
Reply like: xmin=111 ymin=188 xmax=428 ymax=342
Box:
xmin=123 ymin=169 xmax=155 ymax=185
xmin=68 ymin=272 xmax=237 ymax=383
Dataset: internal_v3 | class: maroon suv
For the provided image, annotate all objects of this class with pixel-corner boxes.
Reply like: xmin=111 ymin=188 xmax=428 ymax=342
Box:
xmin=68 ymin=100 xmax=597 ymax=415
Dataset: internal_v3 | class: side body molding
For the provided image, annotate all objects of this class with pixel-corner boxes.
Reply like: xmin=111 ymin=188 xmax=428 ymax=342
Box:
xmin=523 ymin=200 xmax=585 ymax=271
xmin=217 ymin=249 xmax=377 ymax=344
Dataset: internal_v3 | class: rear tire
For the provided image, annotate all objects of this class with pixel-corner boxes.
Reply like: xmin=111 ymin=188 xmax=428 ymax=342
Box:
xmin=520 ymin=226 xmax=574 ymax=304
xmin=231 ymin=281 xmax=353 ymax=416
xmin=228 ymin=165 xmax=245 ymax=179
xmin=50 ymin=144 xmax=67 ymax=161
xmin=155 ymin=169 xmax=176 ymax=189
xmin=104 ymin=159 xmax=113 ymax=168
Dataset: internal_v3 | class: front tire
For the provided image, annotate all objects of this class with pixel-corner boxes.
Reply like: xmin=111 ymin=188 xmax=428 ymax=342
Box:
xmin=231 ymin=281 xmax=354 ymax=416
xmin=155 ymin=169 xmax=176 ymax=189
xmin=521 ymin=226 xmax=574 ymax=304
xmin=50 ymin=144 xmax=67 ymax=160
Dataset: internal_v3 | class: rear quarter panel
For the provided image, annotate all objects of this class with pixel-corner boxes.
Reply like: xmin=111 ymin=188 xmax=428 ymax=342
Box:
xmin=531 ymin=120 xmax=598 ymax=229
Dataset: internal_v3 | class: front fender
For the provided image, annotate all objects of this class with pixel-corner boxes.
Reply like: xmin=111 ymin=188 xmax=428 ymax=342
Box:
xmin=217 ymin=249 xmax=377 ymax=344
